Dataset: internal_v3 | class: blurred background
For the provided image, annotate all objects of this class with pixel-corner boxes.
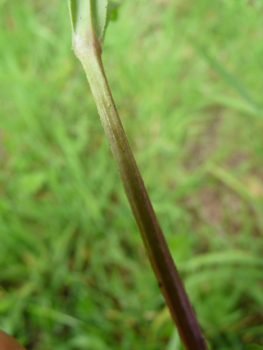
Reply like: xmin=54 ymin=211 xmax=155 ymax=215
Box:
xmin=1 ymin=0 xmax=263 ymax=349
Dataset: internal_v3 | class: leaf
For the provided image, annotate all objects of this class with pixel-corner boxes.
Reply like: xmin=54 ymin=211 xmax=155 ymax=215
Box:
xmin=103 ymin=1 xmax=120 ymax=38
xmin=90 ymin=0 xmax=108 ymax=42
xmin=10 ymin=172 xmax=46 ymax=197
xmin=107 ymin=1 xmax=119 ymax=22
xmin=193 ymin=42 xmax=262 ymax=114
xmin=104 ymin=1 xmax=120 ymax=36
xmin=210 ymin=94 xmax=263 ymax=119
xmin=245 ymin=345 xmax=263 ymax=350
xmin=68 ymin=0 xmax=92 ymax=37
xmin=166 ymin=328 xmax=181 ymax=350
xmin=18 ymin=172 xmax=46 ymax=196
xmin=69 ymin=335 xmax=110 ymax=350
xmin=179 ymin=250 xmax=263 ymax=273
xmin=68 ymin=0 xmax=112 ymax=45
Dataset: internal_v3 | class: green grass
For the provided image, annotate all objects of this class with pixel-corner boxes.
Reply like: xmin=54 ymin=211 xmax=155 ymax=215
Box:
xmin=1 ymin=0 xmax=263 ymax=349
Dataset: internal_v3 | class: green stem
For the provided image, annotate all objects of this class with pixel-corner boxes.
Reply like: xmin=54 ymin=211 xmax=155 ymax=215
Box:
xmin=73 ymin=35 xmax=209 ymax=350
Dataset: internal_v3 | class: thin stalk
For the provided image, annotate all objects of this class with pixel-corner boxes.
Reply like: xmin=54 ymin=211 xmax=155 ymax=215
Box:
xmin=73 ymin=34 xmax=208 ymax=350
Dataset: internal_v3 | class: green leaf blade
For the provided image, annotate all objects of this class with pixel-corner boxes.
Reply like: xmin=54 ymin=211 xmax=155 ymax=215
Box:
xmin=105 ymin=1 xmax=120 ymax=33
xmin=245 ymin=345 xmax=263 ymax=350
xmin=90 ymin=0 xmax=108 ymax=42
xmin=68 ymin=0 xmax=91 ymax=37
xmin=68 ymin=0 xmax=117 ymax=48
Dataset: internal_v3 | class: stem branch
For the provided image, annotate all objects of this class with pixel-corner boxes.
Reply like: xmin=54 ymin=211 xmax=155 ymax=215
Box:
xmin=73 ymin=37 xmax=208 ymax=350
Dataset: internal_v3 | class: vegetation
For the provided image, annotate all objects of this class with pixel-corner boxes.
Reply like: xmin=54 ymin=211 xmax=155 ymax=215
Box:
xmin=0 ymin=0 xmax=263 ymax=349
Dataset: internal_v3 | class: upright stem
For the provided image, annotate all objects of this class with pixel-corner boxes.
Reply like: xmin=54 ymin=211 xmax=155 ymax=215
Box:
xmin=73 ymin=36 xmax=208 ymax=350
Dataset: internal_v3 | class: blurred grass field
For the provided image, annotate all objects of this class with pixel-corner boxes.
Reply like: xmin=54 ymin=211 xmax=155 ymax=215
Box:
xmin=1 ymin=0 xmax=263 ymax=349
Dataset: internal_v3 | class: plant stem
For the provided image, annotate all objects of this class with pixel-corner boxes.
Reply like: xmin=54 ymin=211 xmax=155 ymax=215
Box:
xmin=73 ymin=35 xmax=209 ymax=350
